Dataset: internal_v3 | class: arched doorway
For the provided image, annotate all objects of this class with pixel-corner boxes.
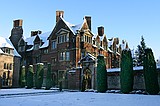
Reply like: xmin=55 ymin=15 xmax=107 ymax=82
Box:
xmin=82 ymin=68 xmax=92 ymax=91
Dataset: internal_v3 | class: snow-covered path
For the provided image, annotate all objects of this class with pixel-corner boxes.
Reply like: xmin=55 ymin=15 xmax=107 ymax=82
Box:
xmin=0 ymin=89 xmax=160 ymax=106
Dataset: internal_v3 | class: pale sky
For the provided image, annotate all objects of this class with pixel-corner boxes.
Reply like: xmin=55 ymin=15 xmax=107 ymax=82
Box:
xmin=0 ymin=0 xmax=160 ymax=59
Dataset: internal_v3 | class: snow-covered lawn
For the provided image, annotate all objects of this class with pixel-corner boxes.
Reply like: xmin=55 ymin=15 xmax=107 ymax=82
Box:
xmin=0 ymin=89 xmax=160 ymax=106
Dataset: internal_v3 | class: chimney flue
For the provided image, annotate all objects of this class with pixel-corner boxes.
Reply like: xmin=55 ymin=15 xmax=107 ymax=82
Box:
xmin=98 ymin=26 xmax=104 ymax=36
xmin=31 ymin=30 xmax=42 ymax=37
xmin=56 ymin=10 xmax=64 ymax=22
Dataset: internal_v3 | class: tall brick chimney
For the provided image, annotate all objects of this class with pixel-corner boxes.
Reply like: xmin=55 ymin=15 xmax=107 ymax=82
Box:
xmin=56 ymin=10 xmax=64 ymax=22
xmin=98 ymin=26 xmax=104 ymax=36
xmin=10 ymin=19 xmax=23 ymax=51
xmin=84 ymin=16 xmax=91 ymax=31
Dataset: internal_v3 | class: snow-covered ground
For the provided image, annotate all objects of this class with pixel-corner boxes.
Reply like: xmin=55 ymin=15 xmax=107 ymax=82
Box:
xmin=0 ymin=89 xmax=160 ymax=106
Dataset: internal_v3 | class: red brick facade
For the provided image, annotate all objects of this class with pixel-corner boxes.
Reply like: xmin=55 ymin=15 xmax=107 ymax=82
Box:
xmin=11 ymin=11 xmax=128 ymax=90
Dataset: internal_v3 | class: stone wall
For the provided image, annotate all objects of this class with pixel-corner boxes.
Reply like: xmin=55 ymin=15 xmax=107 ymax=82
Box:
xmin=107 ymin=69 xmax=160 ymax=90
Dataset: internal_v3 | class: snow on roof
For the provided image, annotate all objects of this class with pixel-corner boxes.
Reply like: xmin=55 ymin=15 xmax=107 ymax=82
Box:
xmin=116 ymin=44 xmax=119 ymax=48
xmin=108 ymin=39 xmax=113 ymax=48
xmin=116 ymin=52 xmax=120 ymax=56
xmin=79 ymin=53 xmax=96 ymax=63
xmin=108 ymin=48 xmax=113 ymax=53
xmin=25 ymin=36 xmax=36 ymax=45
xmin=6 ymin=39 xmax=21 ymax=57
xmin=0 ymin=36 xmax=14 ymax=49
xmin=60 ymin=17 xmax=83 ymax=35
xmin=71 ymin=23 xmax=83 ymax=34
xmin=0 ymin=49 xmax=4 ymax=53
xmin=39 ymin=31 xmax=51 ymax=49
xmin=99 ymin=34 xmax=107 ymax=41
xmin=26 ymin=46 xmax=33 ymax=52
xmin=39 ymin=31 xmax=51 ymax=41
xmin=99 ymin=35 xmax=104 ymax=41
xmin=0 ymin=36 xmax=21 ymax=57
xmin=40 ymin=41 xmax=49 ymax=49
xmin=25 ymin=31 xmax=51 ymax=50
xmin=92 ymin=34 xmax=97 ymax=40
xmin=120 ymin=43 xmax=126 ymax=50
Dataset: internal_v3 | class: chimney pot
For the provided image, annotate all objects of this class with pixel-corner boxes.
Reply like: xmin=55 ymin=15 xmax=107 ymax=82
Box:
xmin=84 ymin=16 xmax=91 ymax=31
xmin=13 ymin=19 xmax=23 ymax=27
xmin=98 ymin=26 xmax=104 ymax=36
xmin=56 ymin=10 xmax=64 ymax=22
xmin=31 ymin=30 xmax=42 ymax=37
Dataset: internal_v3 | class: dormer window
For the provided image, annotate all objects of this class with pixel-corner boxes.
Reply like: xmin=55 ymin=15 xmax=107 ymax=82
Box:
xmin=57 ymin=33 xmax=69 ymax=43
xmin=1 ymin=47 xmax=13 ymax=55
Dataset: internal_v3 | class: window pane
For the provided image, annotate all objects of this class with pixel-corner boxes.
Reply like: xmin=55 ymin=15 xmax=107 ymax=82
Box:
xmin=52 ymin=58 xmax=56 ymax=65
xmin=67 ymin=34 xmax=69 ymax=42
xmin=52 ymin=41 xmax=57 ymax=49
xmin=60 ymin=52 xmax=63 ymax=60
xmin=58 ymin=37 xmax=60 ymax=43
xmin=62 ymin=35 xmax=64 ymax=43
xmin=10 ymin=64 xmax=12 ymax=70
xmin=64 ymin=34 xmax=67 ymax=42
xmin=63 ymin=52 xmax=65 ymax=60
xmin=34 ymin=44 xmax=39 ymax=50
xmin=66 ymin=52 xmax=70 ymax=61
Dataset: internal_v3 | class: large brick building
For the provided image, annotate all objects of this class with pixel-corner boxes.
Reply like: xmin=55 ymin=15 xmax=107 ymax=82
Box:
xmin=10 ymin=11 xmax=128 ymax=90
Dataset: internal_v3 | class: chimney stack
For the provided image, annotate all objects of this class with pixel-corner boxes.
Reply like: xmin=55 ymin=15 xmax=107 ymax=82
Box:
xmin=98 ymin=26 xmax=104 ymax=36
xmin=13 ymin=19 xmax=23 ymax=27
xmin=84 ymin=16 xmax=91 ymax=31
xmin=31 ymin=30 xmax=42 ymax=37
xmin=56 ymin=10 xmax=64 ymax=22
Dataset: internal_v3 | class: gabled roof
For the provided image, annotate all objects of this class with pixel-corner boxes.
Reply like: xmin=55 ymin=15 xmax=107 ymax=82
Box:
xmin=0 ymin=36 xmax=14 ymax=49
xmin=99 ymin=34 xmax=107 ymax=41
xmin=0 ymin=36 xmax=21 ymax=57
xmin=60 ymin=16 xmax=84 ymax=35
xmin=6 ymin=39 xmax=21 ymax=57
xmin=25 ymin=31 xmax=51 ymax=50
xmin=79 ymin=53 xmax=96 ymax=63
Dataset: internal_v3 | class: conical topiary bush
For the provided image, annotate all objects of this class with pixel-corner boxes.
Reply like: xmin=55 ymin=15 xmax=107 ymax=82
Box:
xmin=35 ymin=63 xmax=44 ymax=89
xmin=20 ymin=66 xmax=26 ymax=88
xmin=26 ymin=65 xmax=34 ymax=89
xmin=120 ymin=49 xmax=134 ymax=94
xmin=97 ymin=55 xmax=107 ymax=93
xmin=143 ymin=48 xmax=159 ymax=95
xmin=45 ymin=63 xmax=52 ymax=90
